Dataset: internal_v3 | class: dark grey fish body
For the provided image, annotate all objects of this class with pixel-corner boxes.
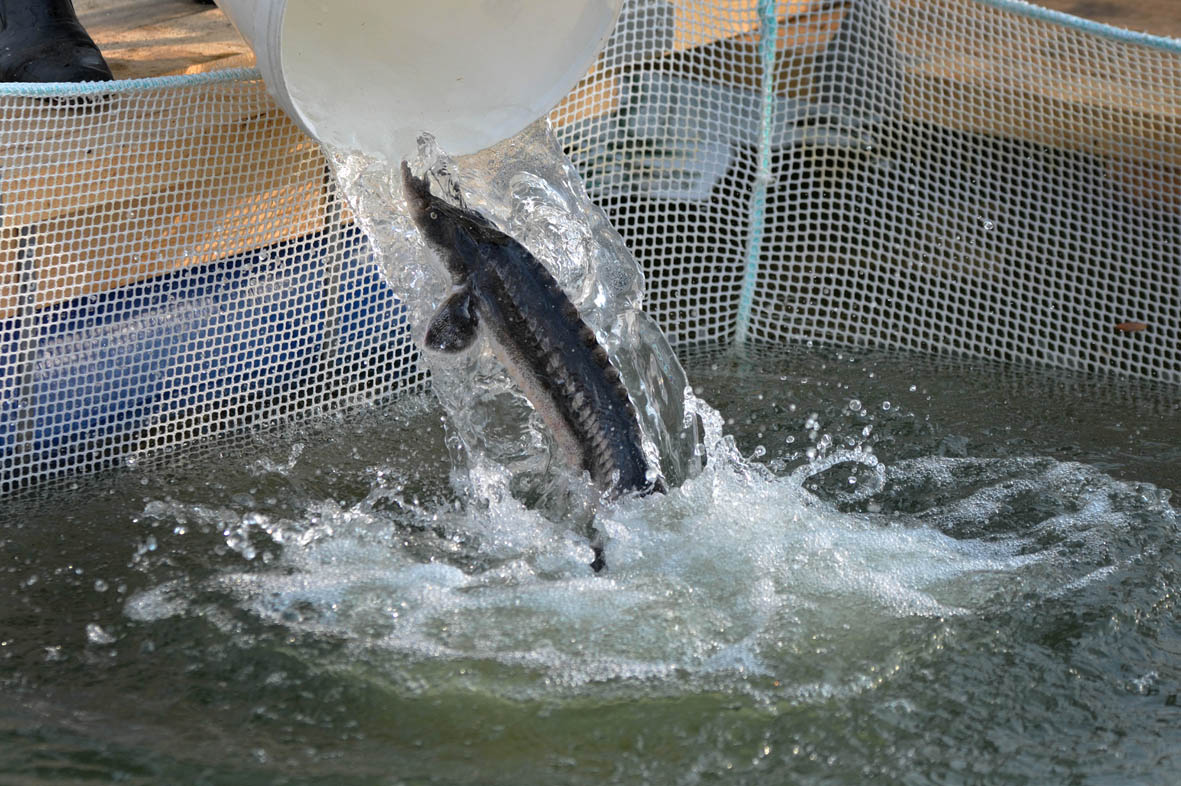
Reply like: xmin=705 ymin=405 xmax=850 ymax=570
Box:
xmin=401 ymin=163 xmax=662 ymax=500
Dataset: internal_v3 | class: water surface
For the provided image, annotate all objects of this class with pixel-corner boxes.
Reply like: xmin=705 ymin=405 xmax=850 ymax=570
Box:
xmin=2 ymin=343 xmax=1177 ymax=785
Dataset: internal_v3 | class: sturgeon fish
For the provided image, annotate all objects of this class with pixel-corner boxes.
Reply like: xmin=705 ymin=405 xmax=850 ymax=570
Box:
xmin=401 ymin=163 xmax=664 ymax=518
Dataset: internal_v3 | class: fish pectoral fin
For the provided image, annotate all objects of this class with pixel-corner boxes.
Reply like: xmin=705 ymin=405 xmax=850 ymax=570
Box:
xmin=425 ymin=288 xmax=479 ymax=353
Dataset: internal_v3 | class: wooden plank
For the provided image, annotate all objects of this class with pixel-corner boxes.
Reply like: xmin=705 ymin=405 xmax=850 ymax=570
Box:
xmin=1 ymin=102 xmax=298 ymax=227
xmin=673 ymin=0 xmax=815 ymax=50
xmin=563 ymin=0 xmax=1181 ymax=169
xmin=0 ymin=108 xmax=330 ymax=319
xmin=681 ymin=3 xmax=845 ymax=97
xmin=1039 ymin=0 xmax=1181 ymax=40
xmin=898 ymin=0 xmax=1181 ymax=169
xmin=551 ymin=0 xmax=838 ymax=125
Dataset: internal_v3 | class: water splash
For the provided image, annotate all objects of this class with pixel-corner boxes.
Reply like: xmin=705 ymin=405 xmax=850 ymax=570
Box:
xmin=122 ymin=387 xmax=1175 ymax=705
xmin=325 ymin=121 xmax=700 ymax=513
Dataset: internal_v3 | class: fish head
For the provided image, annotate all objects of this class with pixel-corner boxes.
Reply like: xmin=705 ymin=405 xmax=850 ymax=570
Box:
xmin=402 ymin=160 xmax=477 ymax=252
xmin=401 ymin=161 xmax=448 ymax=240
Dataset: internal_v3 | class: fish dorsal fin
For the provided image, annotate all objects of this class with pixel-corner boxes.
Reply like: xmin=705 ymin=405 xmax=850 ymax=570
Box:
xmin=425 ymin=287 xmax=479 ymax=353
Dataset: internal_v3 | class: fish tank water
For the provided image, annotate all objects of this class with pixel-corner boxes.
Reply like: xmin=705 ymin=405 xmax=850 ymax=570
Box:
xmin=1 ymin=0 xmax=1180 ymax=783
xmin=0 ymin=343 xmax=1178 ymax=784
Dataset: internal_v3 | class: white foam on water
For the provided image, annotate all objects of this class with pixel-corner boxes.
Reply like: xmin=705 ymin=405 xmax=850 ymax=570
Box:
xmin=120 ymin=390 xmax=1177 ymax=705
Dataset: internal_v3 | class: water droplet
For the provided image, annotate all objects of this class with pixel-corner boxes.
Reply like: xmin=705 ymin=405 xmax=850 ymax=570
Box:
xmin=86 ymin=623 xmax=116 ymax=646
xmin=93 ymin=579 xmax=108 ymax=593
xmin=977 ymin=216 xmax=995 ymax=231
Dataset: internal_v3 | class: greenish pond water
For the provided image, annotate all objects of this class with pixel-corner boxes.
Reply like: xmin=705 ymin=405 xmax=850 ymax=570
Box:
xmin=1 ymin=344 xmax=1178 ymax=785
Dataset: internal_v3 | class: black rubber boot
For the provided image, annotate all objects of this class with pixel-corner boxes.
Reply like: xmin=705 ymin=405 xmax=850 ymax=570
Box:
xmin=0 ymin=0 xmax=113 ymax=82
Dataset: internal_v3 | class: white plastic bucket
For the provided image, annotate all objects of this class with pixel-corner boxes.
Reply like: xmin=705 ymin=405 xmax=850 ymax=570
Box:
xmin=218 ymin=0 xmax=623 ymax=161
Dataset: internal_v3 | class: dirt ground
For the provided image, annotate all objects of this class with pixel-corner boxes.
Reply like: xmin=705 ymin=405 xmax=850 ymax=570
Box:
xmin=1040 ymin=0 xmax=1181 ymax=39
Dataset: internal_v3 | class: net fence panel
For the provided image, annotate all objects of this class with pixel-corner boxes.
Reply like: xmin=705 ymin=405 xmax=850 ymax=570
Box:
xmin=0 ymin=0 xmax=1178 ymax=491
xmin=0 ymin=74 xmax=419 ymax=492
xmin=552 ymin=0 xmax=1181 ymax=380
